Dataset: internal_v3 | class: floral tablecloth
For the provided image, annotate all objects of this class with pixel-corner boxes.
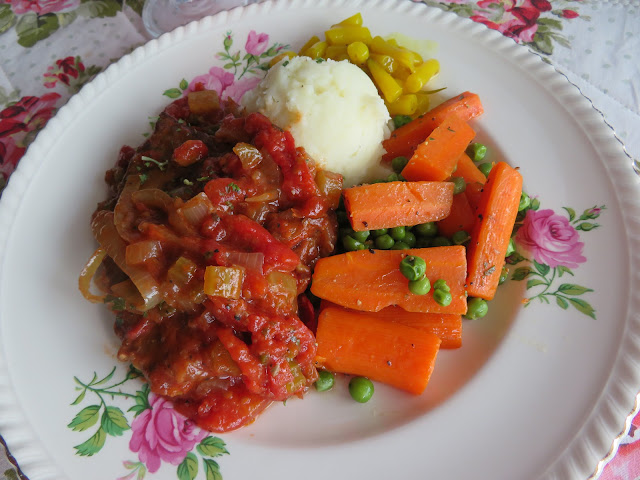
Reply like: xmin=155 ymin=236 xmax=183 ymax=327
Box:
xmin=0 ymin=0 xmax=638 ymax=479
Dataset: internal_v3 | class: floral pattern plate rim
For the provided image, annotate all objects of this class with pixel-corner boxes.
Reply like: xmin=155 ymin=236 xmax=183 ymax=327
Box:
xmin=1 ymin=1 xmax=639 ymax=479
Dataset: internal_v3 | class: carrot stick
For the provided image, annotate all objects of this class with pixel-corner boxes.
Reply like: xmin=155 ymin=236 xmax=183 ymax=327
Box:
xmin=316 ymin=306 xmax=442 ymax=394
xmin=455 ymin=153 xmax=487 ymax=185
xmin=344 ymin=181 xmax=454 ymax=232
xmin=382 ymin=91 xmax=484 ymax=162
xmin=311 ymin=247 xmax=468 ymax=314
xmin=466 ymin=162 xmax=523 ymax=300
xmin=464 ymin=181 xmax=484 ymax=212
xmin=436 ymin=192 xmax=476 ymax=238
xmin=320 ymin=301 xmax=462 ymax=348
xmin=401 ymin=115 xmax=476 ymax=182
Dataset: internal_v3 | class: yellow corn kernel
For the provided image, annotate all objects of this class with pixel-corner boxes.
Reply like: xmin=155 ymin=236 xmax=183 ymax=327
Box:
xmin=334 ymin=12 xmax=363 ymax=26
xmin=369 ymin=36 xmax=421 ymax=72
xmin=303 ymin=41 xmax=328 ymax=59
xmin=269 ymin=51 xmax=296 ymax=67
xmin=347 ymin=41 xmax=369 ymax=65
xmin=325 ymin=26 xmax=372 ymax=45
xmin=367 ymin=59 xmax=403 ymax=104
xmin=404 ymin=58 xmax=440 ymax=93
xmin=326 ymin=45 xmax=348 ymax=60
xmin=298 ymin=35 xmax=320 ymax=55
xmin=369 ymin=53 xmax=397 ymax=74
xmin=414 ymin=93 xmax=431 ymax=117
xmin=387 ymin=94 xmax=418 ymax=116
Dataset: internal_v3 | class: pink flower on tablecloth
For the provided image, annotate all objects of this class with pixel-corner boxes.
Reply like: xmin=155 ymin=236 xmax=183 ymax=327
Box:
xmin=129 ymin=393 xmax=207 ymax=474
xmin=9 ymin=0 xmax=80 ymax=15
xmin=43 ymin=56 xmax=85 ymax=88
xmin=245 ymin=30 xmax=269 ymax=56
xmin=471 ymin=0 xmax=551 ymax=43
xmin=515 ymin=208 xmax=586 ymax=268
xmin=187 ymin=66 xmax=260 ymax=103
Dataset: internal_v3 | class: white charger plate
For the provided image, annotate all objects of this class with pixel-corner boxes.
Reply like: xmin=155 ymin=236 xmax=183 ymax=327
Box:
xmin=1 ymin=1 xmax=640 ymax=479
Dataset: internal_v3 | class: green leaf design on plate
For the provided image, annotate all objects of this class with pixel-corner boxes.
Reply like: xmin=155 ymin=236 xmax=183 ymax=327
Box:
xmin=556 ymin=265 xmax=574 ymax=277
xmin=68 ymin=405 xmax=100 ymax=431
xmin=0 ymin=5 xmax=16 ymax=33
xmin=557 ymin=284 xmax=594 ymax=296
xmin=527 ymin=278 xmax=547 ymax=289
xmin=74 ymin=427 xmax=106 ymax=456
xmin=71 ymin=389 xmax=87 ymax=406
xmin=179 ymin=78 xmax=189 ymax=90
xmin=197 ymin=437 xmax=229 ymax=458
xmin=556 ymin=296 xmax=569 ymax=309
xmin=15 ymin=13 xmax=60 ymax=48
xmin=568 ymin=298 xmax=596 ymax=319
xmin=204 ymin=458 xmax=223 ymax=480
xmin=100 ymin=406 xmax=130 ymax=436
xmin=177 ymin=452 xmax=198 ymax=480
xmin=163 ymin=88 xmax=182 ymax=99
xmin=533 ymin=260 xmax=550 ymax=276
xmin=563 ymin=207 xmax=576 ymax=222
xmin=511 ymin=266 xmax=531 ymax=281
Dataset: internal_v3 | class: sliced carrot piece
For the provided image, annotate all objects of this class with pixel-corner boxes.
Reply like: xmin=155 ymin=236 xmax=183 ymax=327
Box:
xmin=436 ymin=192 xmax=476 ymax=238
xmin=311 ymin=247 xmax=468 ymax=314
xmin=455 ymin=153 xmax=487 ymax=185
xmin=382 ymin=91 xmax=484 ymax=162
xmin=401 ymin=115 xmax=476 ymax=182
xmin=316 ymin=306 xmax=441 ymax=394
xmin=344 ymin=180 xmax=454 ymax=232
xmin=466 ymin=162 xmax=523 ymax=300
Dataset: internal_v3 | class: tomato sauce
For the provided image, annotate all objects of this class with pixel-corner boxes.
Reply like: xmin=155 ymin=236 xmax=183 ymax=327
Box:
xmin=88 ymin=91 xmax=340 ymax=431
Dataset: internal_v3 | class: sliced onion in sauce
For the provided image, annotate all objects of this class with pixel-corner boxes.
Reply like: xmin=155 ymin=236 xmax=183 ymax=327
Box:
xmin=179 ymin=192 xmax=215 ymax=226
xmin=78 ymin=247 xmax=108 ymax=303
xmin=125 ymin=239 xmax=162 ymax=265
xmin=244 ymin=190 xmax=278 ymax=203
xmin=223 ymin=251 xmax=264 ymax=272
xmin=233 ymin=142 xmax=263 ymax=170
xmin=113 ymin=174 xmax=143 ymax=243
xmin=92 ymin=210 xmax=162 ymax=310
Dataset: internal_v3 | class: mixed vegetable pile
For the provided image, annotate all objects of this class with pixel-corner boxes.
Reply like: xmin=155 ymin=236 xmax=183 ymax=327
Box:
xmin=79 ymin=13 xmax=526 ymax=427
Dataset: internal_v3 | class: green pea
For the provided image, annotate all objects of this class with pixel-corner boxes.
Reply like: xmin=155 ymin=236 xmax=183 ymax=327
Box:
xmin=349 ymin=376 xmax=374 ymax=403
xmin=374 ymin=234 xmax=395 ymax=249
xmin=389 ymin=226 xmax=406 ymax=241
xmin=386 ymin=173 xmax=400 ymax=182
xmin=391 ymin=241 xmax=410 ymax=250
xmin=433 ymin=288 xmax=452 ymax=306
xmin=315 ymin=370 xmax=335 ymax=392
xmin=342 ymin=235 xmax=365 ymax=251
xmin=467 ymin=142 xmax=487 ymax=162
xmin=393 ymin=115 xmax=413 ymax=129
xmin=413 ymin=222 xmax=438 ymax=238
xmin=403 ymin=231 xmax=417 ymax=248
xmin=431 ymin=236 xmax=452 ymax=247
xmin=452 ymin=230 xmax=470 ymax=245
xmin=336 ymin=210 xmax=350 ymax=226
xmin=464 ymin=297 xmax=489 ymax=320
xmin=373 ymin=228 xmax=388 ymax=237
xmin=505 ymin=237 xmax=516 ymax=257
xmin=499 ymin=266 xmax=509 ymax=285
xmin=391 ymin=156 xmax=409 ymax=173
xmin=478 ymin=162 xmax=493 ymax=178
xmin=399 ymin=255 xmax=427 ymax=281
xmin=352 ymin=230 xmax=370 ymax=243
xmin=519 ymin=191 xmax=531 ymax=211
xmin=433 ymin=279 xmax=450 ymax=292
xmin=450 ymin=176 xmax=466 ymax=195
xmin=408 ymin=276 xmax=431 ymax=295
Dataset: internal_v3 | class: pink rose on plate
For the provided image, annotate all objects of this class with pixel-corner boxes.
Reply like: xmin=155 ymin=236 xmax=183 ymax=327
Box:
xmin=245 ymin=30 xmax=269 ymax=56
xmin=515 ymin=208 xmax=586 ymax=268
xmin=9 ymin=0 xmax=80 ymax=15
xmin=187 ymin=66 xmax=261 ymax=103
xmin=129 ymin=393 xmax=207 ymax=473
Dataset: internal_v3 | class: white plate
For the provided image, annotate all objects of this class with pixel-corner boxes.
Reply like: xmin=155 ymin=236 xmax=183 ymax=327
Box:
xmin=1 ymin=1 xmax=640 ymax=479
